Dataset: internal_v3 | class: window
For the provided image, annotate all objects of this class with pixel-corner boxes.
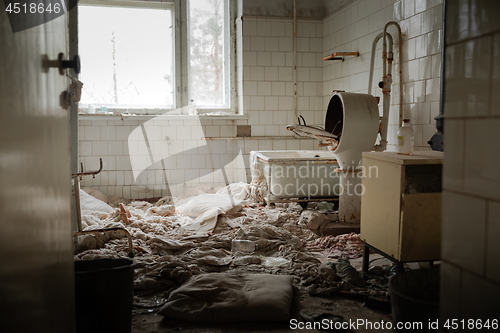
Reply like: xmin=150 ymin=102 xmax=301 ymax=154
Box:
xmin=188 ymin=0 xmax=230 ymax=109
xmin=78 ymin=0 xmax=234 ymax=114
xmin=79 ymin=2 xmax=174 ymax=110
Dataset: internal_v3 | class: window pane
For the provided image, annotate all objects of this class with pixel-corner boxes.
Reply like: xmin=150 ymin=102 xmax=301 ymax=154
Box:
xmin=79 ymin=5 xmax=174 ymax=109
xmin=189 ymin=0 xmax=229 ymax=108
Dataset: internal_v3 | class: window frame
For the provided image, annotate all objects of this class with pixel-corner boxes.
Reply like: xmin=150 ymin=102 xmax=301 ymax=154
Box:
xmin=77 ymin=0 xmax=236 ymax=115
xmin=185 ymin=0 xmax=232 ymax=110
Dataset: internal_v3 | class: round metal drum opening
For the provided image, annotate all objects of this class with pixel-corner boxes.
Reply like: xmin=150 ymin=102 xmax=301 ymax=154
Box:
xmin=325 ymin=94 xmax=344 ymax=138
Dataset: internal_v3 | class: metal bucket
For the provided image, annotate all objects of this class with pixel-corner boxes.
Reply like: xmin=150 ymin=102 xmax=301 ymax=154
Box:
xmin=389 ymin=268 xmax=440 ymax=331
xmin=75 ymin=258 xmax=136 ymax=333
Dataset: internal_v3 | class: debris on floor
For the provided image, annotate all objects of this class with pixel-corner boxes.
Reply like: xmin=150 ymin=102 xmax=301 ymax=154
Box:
xmin=317 ymin=201 xmax=336 ymax=213
xmin=74 ymin=183 xmax=394 ymax=323
xmin=306 ymin=232 xmax=364 ymax=259
xmin=299 ymin=309 xmax=346 ymax=331
xmin=299 ymin=209 xmax=325 ymax=230
xmin=158 ymin=273 xmax=294 ymax=323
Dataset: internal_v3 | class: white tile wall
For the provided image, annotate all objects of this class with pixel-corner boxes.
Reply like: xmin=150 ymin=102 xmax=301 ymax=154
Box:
xmin=441 ymin=0 xmax=500 ymax=321
xmin=442 ymin=191 xmax=486 ymax=275
xmin=80 ymin=0 xmax=444 ymax=199
xmin=322 ymin=0 xmax=443 ymax=151
xmin=243 ymin=17 xmax=325 ymax=128
xmin=79 ymin=115 xmax=318 ymax=198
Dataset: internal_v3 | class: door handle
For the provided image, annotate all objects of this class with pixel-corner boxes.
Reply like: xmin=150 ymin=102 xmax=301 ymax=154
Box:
xmin=60 ymin=54 xmax=81 ymax=75
xmin=43 ymin=53 xmax=81 ymax=75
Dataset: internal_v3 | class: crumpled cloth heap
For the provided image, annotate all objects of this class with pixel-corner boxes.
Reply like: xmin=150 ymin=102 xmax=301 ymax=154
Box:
xmin=75 ymin=185 xmax=389 ymax=304
xmin=306 ymin=232 xmax=364 ymax=259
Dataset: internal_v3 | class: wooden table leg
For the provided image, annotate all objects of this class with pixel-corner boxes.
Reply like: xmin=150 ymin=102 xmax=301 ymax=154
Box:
xmin=396 ymin=261 xmax=404 ymax=272
xmin=362 ymin=242 xmax=370 ymax=273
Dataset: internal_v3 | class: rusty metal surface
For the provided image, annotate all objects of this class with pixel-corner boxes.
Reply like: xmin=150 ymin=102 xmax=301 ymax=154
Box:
xmin=72 ymin=158 xmax=102 ymax=177
xmin=322 ymin=52 xmax=359 ymax=61
xmin=72 ymin=158 xmax=103 ymax=234
xmin=286 ymin=124 xmax=340 ymax=149
xmin=333 ymin=52 xmax=359 ymax=57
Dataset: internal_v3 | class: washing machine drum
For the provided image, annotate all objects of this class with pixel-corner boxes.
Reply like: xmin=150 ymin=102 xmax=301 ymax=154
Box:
xmin=287 ymin=92 xmax=379 ymax=169
xmin=325 ymin=93 xmax=345 ymax=139
xmin=324 ymin=92 xmax=380 ymax=168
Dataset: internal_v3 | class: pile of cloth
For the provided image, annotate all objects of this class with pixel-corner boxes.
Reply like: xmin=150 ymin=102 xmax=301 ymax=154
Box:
xmin=75 ymin=183 xmax=390 ymax=311
xmin=306 ymin=233 xmax=364 ymax=259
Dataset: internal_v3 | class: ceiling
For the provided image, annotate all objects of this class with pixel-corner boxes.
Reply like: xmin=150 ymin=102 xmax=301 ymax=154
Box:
xmin=241 ymin=0 xmax=355 ymax=19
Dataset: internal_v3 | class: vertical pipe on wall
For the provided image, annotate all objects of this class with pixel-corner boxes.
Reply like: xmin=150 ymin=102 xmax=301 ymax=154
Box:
xmin=368 ymin=32 xmax=393 ymax=152
xmin=383 ymin=21 xmax=403 ymax=128
xmin=293 ymin=0 xmax=297 ymax=124
xmin=368 ymin=32 xmax=392 ymax=95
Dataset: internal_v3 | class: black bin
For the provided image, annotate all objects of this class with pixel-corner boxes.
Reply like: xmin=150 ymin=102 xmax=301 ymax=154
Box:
xmin=389 ymin=268 xmax=440 ymax=332
xmin=75 ymin=258 xmax=136 ymax=333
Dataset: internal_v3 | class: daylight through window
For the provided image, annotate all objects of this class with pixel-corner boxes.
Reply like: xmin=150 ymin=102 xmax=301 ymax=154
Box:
xmin=78 ymin=0 xmax=232 ymax=114
xmin=79 ymin=3 xmax=174 ymax=110
xmin=188 ymin=0 xmax=230 ymax=109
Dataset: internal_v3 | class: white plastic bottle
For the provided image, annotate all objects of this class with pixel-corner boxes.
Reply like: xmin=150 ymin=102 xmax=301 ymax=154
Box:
xmin=188 ymin=99 xmax=196 ymax=115
xmin=396 ymin=118 xmax=415 ymax=155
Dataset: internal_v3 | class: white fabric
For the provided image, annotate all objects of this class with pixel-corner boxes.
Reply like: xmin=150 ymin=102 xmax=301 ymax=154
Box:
xmin=79 ymin=189 xmax=114 ymax=213
xmin=176 ymin=194 xmax=242 ymax=218
xmin=215 ymin=182 xmax=249 ymax=201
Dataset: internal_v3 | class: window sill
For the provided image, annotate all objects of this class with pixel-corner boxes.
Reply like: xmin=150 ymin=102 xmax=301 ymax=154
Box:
xmin=79 ymin=113 xmax=249 ymax=121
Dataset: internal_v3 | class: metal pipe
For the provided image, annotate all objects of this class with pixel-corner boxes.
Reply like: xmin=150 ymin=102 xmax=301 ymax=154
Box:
xmin=368 ymin=22 xmax=403 ymax=152
xmin=74 ymin=176 xmax=82 ymax=232
xmin=72 ymin=157 xmax=103 ymax=233
xmin=293 ymin=0 xmax=297 ymax=124
xmin=368 ymin=32 xmax=393 ymax=95
xmin=72 ymin=157 xmax=103 ymax=177
xmin=383 ymin=21 xmax=403 ymax=128
xmin=368 ymin=32 xmax=393 ymax=152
